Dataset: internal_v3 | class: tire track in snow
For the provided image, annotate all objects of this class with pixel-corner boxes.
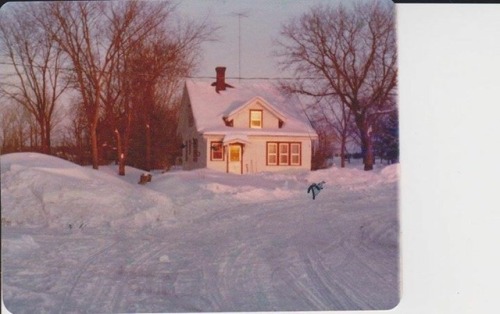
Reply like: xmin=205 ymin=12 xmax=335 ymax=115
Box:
xmin=305 ymin=248 xmax=372 ymax=310
xmin=58 ymin=240 xmax=118 ymax=314
xmin=109 ymin=238 xmax=170 ymax=312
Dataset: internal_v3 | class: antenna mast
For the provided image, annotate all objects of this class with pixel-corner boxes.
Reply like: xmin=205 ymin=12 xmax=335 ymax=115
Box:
xmin=231 ymin=10 xmax=249 ymax=81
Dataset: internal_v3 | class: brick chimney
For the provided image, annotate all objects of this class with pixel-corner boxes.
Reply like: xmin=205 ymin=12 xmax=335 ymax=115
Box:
xmin=211 ymin=66 xmax=234 ymax=93
xmin=215 ymin=66 xmax=226 ymax=92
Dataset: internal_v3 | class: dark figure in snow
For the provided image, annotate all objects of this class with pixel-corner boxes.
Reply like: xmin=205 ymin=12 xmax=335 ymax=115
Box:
xmin=307 ymin=181 xmax=325 ymax=200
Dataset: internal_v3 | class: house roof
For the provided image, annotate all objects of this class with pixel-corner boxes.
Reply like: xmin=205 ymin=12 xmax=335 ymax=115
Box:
xmin=224 ymin=96 xmax=287 ymax=122
xmin=185 ymin=79 xmax=318 ymax=138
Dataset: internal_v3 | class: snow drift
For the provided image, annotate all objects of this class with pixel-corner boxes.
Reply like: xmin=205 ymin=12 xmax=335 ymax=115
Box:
xmin=1 ymin=153 xmax=175 ymax=229
xmin=1 ymin=153 xmax=399 ymax=312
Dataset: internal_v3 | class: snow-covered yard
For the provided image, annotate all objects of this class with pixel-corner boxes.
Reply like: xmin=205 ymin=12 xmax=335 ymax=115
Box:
xmin=1 ymin=153 xmax=399 ymax=312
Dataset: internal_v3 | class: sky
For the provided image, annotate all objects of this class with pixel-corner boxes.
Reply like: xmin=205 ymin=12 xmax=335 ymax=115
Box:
xmin=0 ymin=0 xmax=373 ymax=82
xmin=176 ymin=0 xmax=350 ymax=79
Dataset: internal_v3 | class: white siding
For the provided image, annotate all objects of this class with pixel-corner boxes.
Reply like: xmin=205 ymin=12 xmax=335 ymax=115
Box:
xmin=231 ymin=101 xmax=280 ymax=129
xmin=241 ymin=136 xmax=312 ymax=173
xmin=205 ymin=136 xmax=227 ymax=172
xmin=204 ymin=135 xmax=313 ymax=173
xmin=179 ymin=87 xmax=206 ymax=170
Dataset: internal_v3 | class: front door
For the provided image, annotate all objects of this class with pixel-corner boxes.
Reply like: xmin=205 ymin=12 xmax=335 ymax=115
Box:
xmin=227 ymin=144 xmax=242 ymax=174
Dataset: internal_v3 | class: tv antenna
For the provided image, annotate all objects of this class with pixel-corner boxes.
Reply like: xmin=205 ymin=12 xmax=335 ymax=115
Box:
xmin=231 ymin=10 xmax=250 ymax=81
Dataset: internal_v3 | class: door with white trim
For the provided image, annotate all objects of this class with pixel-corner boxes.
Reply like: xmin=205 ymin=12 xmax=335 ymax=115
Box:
xmin=227 ymin=144 xmax=242 ymax=174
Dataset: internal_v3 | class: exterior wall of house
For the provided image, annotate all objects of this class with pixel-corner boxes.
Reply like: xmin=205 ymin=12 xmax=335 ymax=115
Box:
xmin=178 ymin=87 xmax=207 ymax=170
xmin=241 ymin=136 xmax=313 ymax=173
xmin=204 ymin=135 xmax=313 ymax=174
xmin=231 ymin=101 xmax=280 ymax=129
xmin=179 ymin=84 xmax=316 ymax=174
xmin=205 ymin=135 xmax=227 ymax=172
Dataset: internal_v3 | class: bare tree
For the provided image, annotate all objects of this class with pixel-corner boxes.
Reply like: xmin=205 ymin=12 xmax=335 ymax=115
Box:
xmin=103 ymin=2 xmax=215 ymax=174
xmin=0 ymin=3 xmax=68 ymax=154
xmin=302 ymin=95 xmax=355 ymax=168
xmin=35 ymin=2 xmax=109 ymax=169
xmin=1 ymin=1 xmax=215 ymax=173
xmin=276 ymin=1 xmax=397 ymax=170
xmin=0 ymin=101 xmax=31 ymax=153
xmin=99 ymin=1 xmax=178 ymax=175
xmin=36 ymin=1 xmax=174 ymax=170
xmin=62 ymin=98 xmax=90 ymax=165
xmin=127 ymin=21 xmax=212 ymax=171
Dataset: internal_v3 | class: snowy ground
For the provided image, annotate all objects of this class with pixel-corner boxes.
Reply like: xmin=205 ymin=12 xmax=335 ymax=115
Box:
xmin=1 ymin=153 xmax=399 ymax=313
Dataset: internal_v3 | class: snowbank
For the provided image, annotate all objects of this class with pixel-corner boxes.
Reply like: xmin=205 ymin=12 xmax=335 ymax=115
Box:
xmin=1 ymin=153 xmax=399 ymax=229
xmin=1 ymin=153 xmax=174 ymax=229
xmin=2 ymin=153 xmax=399 ymax=312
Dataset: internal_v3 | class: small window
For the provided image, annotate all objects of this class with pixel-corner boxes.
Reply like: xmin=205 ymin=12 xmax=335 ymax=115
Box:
xmin=211 ymin=141 xmax=224 ymax=161
xmin=250 ymin=110 xmax=262 ymax=128
xmin=279 ymin=143 xmax=289 ymax=165
xmin=229 ymin=145 xmax=241 ymax=162
xmin=267 ymin=143 xmax=278 ymax=165
xmin=290 ymin=143 xmax=301 ymax=165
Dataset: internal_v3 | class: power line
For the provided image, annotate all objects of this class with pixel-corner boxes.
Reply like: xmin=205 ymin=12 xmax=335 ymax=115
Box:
xmin=0 ymin=61 xmax=324 ymax=80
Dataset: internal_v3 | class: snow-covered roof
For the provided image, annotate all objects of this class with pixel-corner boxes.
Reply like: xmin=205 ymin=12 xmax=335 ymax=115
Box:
xmin=222 ymin=133 xmax=250 ymax=145
xmin=224 ymin=96 xmax=287 ymax=122
xmin=185 ymin=79 xmax=317 ymax=138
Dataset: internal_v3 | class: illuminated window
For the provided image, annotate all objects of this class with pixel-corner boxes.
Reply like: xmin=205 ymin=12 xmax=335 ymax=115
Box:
xmin=250 ymin=110 xmax=262 ymax=128
xmin=229 ymin=145 xmax=241 ymax=162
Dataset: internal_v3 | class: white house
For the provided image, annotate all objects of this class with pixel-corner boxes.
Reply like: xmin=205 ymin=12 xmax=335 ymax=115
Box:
xmin=178 ymin=67 xmax=318 ymax=174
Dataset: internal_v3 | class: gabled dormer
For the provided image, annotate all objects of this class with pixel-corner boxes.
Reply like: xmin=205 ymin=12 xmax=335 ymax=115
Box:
xmin=222 ymin=96 xmax=286 ymax=129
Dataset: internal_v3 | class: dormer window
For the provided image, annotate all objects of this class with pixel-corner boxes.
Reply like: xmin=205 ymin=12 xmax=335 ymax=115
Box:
xmin=250 ymin=110 xmax=262 ymax=128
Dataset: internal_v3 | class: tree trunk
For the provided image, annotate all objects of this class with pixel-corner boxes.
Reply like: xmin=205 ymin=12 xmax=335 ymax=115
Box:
xmin=340 ymin=127 xmax=348 ymax=168
xmin=29 ymin=125 xmax=35 ymax=149
xmin=364 ymin=139 xmax=374 ymax=171
xmin=145 ymin=122 xmax=151 ymax=171
xmin=90 ymin=123 xmax=99 ymax=169
xmin=360 ymin=128 xmax=374 ymax=171
xmin=39 ymin=117 xmax=48 ymax=154
xmin=356 ymin=116 xmax=374 ymax=171
xmin=42 ymin=120 xmax=51 ymax=154
xmin=46 ymin=121 xmax=52 ymax=154
xmin=115 ymin=129 xmax=125 ymax=176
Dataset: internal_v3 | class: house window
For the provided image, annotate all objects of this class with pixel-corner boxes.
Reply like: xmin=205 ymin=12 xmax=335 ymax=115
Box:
xmin=279 ymin=143 xmax=289 ymax=165
xmin=267 ymin=142 xmax=301 ymax=166
xmin=229 ymin=145 xmax=241 ymax=162
xmin=211 ymin=141 xmax=224 ymax=161
xmin=184 ymin=141 xmax=188 ymax=161
xmin=267 ymin=143 xmax=278 ymax=165
xmin=250 ymin=110 xmax=262 ymax=128
xmin=290 ymin=143 xmax=301 ymax=165
xmin=192 ymin=138 xmax=198 ymax=162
